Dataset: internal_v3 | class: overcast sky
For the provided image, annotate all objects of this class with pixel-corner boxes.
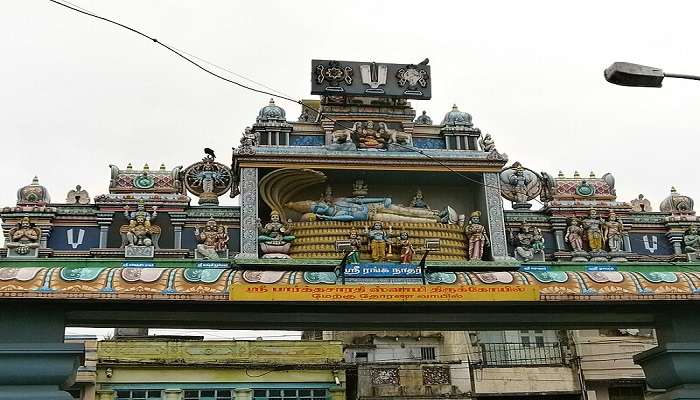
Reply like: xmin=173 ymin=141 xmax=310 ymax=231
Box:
xmin=3 ymin=1 xmax=700 ymax=336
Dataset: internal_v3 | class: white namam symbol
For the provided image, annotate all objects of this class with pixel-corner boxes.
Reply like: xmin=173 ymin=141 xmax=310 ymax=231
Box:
xmin=66 ymin=228 xmax=85 ymax=249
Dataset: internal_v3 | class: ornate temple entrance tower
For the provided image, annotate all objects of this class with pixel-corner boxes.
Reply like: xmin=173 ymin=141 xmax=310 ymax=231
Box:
xmin=233 ymin=59 xmax=511 ymax=262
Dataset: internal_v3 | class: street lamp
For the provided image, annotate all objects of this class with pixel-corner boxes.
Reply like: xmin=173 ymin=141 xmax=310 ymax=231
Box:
xmin=604 ymin=62 xmax=700 ymax=87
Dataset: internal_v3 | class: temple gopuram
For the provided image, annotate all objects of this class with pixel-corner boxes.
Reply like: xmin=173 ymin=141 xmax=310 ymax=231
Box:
xmin=2 ymin=59 xmax=700 ymax=399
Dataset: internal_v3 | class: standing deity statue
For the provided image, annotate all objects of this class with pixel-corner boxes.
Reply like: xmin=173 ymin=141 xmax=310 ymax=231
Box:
xmin=565 ymin=217 xmax=585 ymax=252
xmin=410 ymin=189 xmax=430 ymax=209
xmin=364 ymin=221 xmax=391 ymax=262
xmin=195 ymin=218 xmax=228 ymax=259
xmin=6 ymin=217 xmax=41 ymax=256
xmin=583 ymin=209 xmax=605 ymax=252
xmin=509 ymin=166 xmax=531 ymax=205
xmin=684 ymin=225 xmax=700 ymax=254
xmin=398 ymin=231 xmax=415 ymax=264
xmin=603 ymin=212 xmax=625 ymax=252
xmin=532 ymin=227 xmax=545 ymax=254
xmin=347 ymin=228 xmax=363 ymax=264
xmin=216 ymin=225 xmax=230 ymax=252
xmin=465 ymin=211 xmax=489 ymax=261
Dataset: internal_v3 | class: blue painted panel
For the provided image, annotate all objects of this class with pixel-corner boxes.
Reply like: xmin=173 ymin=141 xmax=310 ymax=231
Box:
xmin=290 ymin=135 xmax=325 ymax=146
xmin=628 ymin=233 xmax=674 ymax=256
xmin=413 ymin=137 xmax=445 ymax=149
xmin=48 ymin=226 xmax=100 ymax=250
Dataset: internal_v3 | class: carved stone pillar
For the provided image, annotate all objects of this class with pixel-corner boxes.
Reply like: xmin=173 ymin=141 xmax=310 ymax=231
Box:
xmin=483 ymin=172 xmax=509 ymax=260
xmin=238 ymin=168 xmax=259 ymax=259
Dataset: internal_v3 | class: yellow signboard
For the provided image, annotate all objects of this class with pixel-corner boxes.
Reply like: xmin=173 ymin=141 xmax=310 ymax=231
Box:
xmin=230 ymin=284 xmax=540 ymax=302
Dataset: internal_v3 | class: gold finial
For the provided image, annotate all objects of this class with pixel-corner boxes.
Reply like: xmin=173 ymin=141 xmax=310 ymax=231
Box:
xmin=143 ymin=163 xmax=150 ymax=170
xmin=159 ymin=163 xmax=166 ymax=170
xmin=126 ymin=163 xmax=133 ymax=169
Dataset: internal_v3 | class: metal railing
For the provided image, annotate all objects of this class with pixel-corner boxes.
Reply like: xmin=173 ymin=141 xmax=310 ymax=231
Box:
xmin=479 ymin=342 xmax=567 ymax=367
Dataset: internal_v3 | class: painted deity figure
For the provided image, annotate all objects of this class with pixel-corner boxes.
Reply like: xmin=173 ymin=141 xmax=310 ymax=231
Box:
xmin=257 ymin=210 xmax=296 ymax=245
xmin=319 ymin=186 xmax=334 ymax=204
xmin=565 ymin=217 xmax=585 ymax=252
xmin=125 ymin=213 xmax=153 ymax=246
xmin=478 ymin=133 xmax=496 ymax=152
xmin=684 ymin=225 xmax=700 ymax=254
xmin=123 ymin=202 xmax=158 ymax=247
xmin=365 ymin=221 xmax=391 ymax=262
xmin=357 ymin=121 xmax=388 ymax=149
xmin=410 ymin=189 xmax=429 ymax=209
xmin=195 ymin=218 xmax=228 ymax=259
xmin=6 ymin=217 xmax=41 ymax=255
xmin=513 ymin=222 xmax=540 ymax=261
xmin=603 ymin=212 xmax=624 ymax=252
xmin=398 ymin=231 xmax=415 ymax=264
xmin=509 ymin=166 xmax=531 ymax=205
xmin=286 ymin=195 xmax=449 ymax=224
xmin=532 ymin=227 xmax=545 ymax=254
xmin=583 ymin=209 xmax=605 ymax=252
xmin=124 ymin=202 xmax=157 ymax=224
xmin=216 ymin=225 xmax=230 ymax=252
xmin=465 ymin=211 xmax=489 ymax=261
xmin=347 ymin=228 xmax=362 ymax=264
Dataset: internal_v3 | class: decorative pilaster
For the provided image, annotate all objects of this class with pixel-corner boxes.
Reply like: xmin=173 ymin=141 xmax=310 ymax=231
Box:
xmin=96 ymin=212 xmax=113 ymax=248
xmin=238 ymin=168 xmax=259 ymax=259
xmin=170 ymin=212 xmax=187 ymax=250
xmin=483 ymin=172 xmax=509 ymax=260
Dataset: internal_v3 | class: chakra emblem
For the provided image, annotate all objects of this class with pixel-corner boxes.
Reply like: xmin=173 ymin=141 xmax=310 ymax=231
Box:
xmin=314 ymin=60 xmax=353 ymax=92
xmin=396 ymin=64 xmax=429 ymax=95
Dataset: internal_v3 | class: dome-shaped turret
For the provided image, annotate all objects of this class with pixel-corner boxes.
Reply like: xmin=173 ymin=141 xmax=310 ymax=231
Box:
xmin=415 ymin=110 xmax=433 ymax=125
xmin=17 ymin=176 xmax=50 ymax=205
xmin=441 ymin=104 xmax=473 ymax=127
xmin=256 ymin=98 xmax=286 ymax=123
xmin=660 ymin=187 xmax=695 ymax=213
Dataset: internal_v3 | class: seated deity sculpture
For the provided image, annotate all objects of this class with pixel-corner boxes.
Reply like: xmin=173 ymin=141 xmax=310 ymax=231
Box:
xmin=410 ymin=189 xmax=429 ymax=209
xmin=258 ymin=210 xmax=296 ymax=258
xmin=195 ymin=217 xmax=229 ymax=259
xmin=684 ymin=225 xmax=700 ymax=254
xmin=6 ymin=217 xmax=41 ymax=256
xmin=120 ymin=202 xmax=161 ymax=249
xmin=357 ymin=121 xmax=388 ymax=149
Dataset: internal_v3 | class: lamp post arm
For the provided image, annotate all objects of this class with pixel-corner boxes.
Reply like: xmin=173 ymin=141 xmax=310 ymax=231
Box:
xmin=664 ymin=72 xmax=700 ymax=82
